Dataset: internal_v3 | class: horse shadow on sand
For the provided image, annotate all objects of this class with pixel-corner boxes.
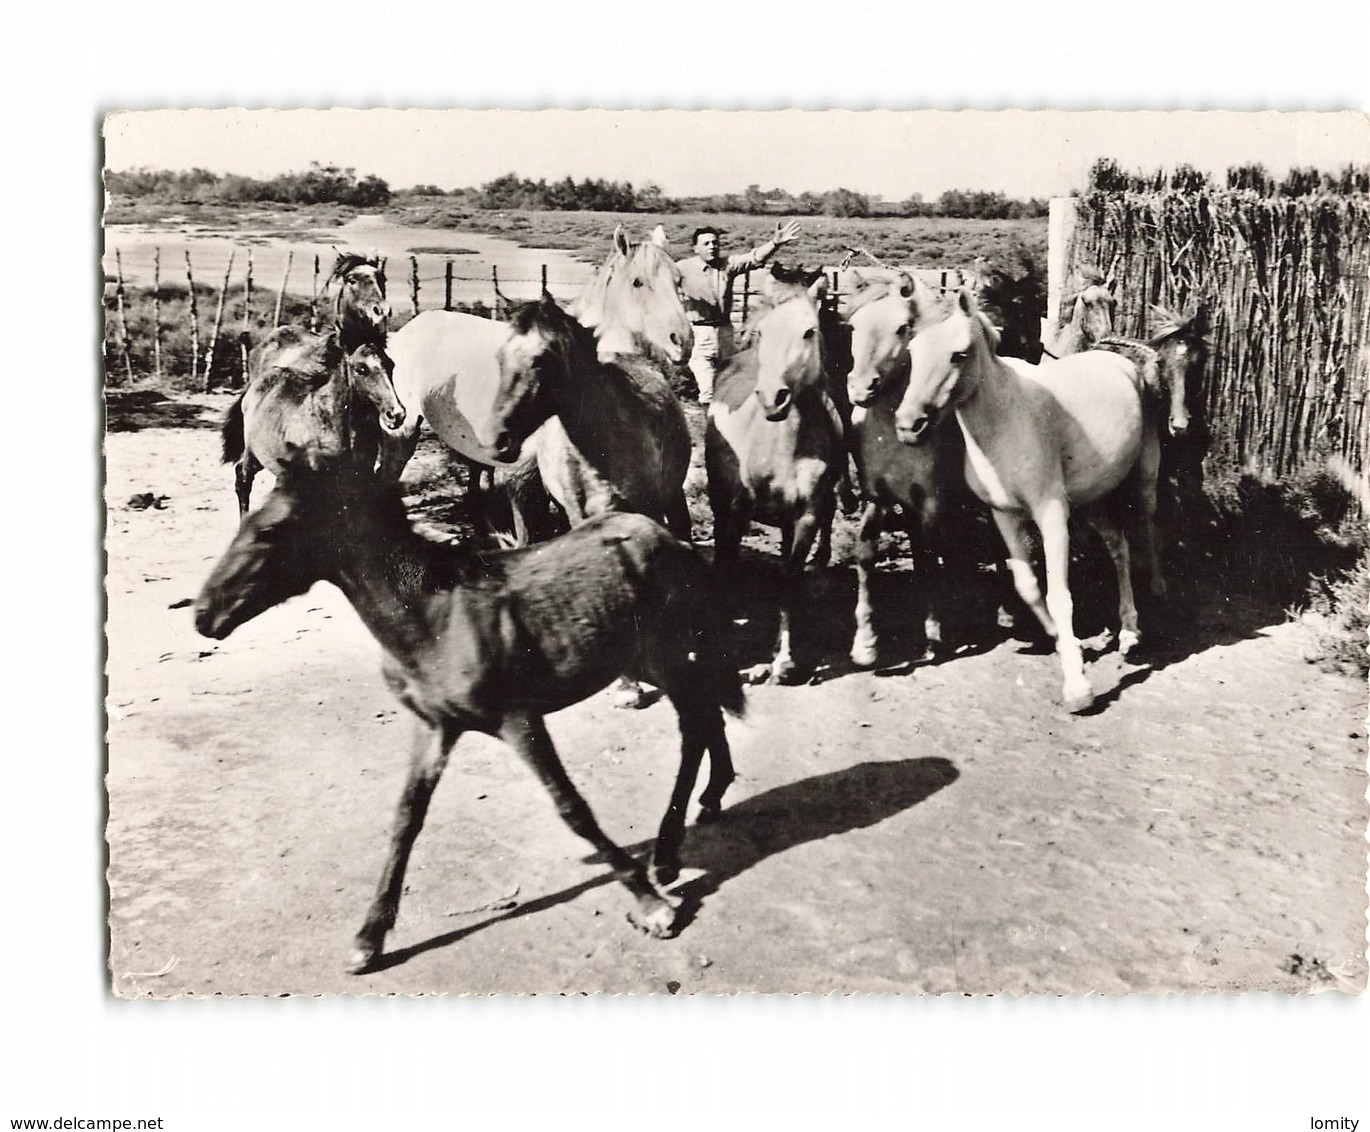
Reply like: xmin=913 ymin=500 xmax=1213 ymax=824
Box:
xmin=373 ymin=755 xmax=959 ymax=970
xmin=706 ymin=517 xmax=1330 ymax=716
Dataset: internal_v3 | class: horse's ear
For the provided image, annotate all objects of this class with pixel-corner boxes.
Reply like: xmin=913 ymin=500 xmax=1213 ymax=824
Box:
xmin=957 ymin=285 xmax=980 ymax=316
xmin=896 ymin=271 xmax=916 ymax=299
xmin=807 ymin=274 xmax=829 ymax=302
xmin=613 ymin=225 xmax=630 ymax=257
xmin=650 ymin=224 xmax=668 ymax=247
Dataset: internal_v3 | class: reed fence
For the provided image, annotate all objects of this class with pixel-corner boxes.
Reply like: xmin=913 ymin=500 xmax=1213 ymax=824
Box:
xmin=1068 ymin=189 xmax=1370 ymax=478
xmin=102 ymin=246 xmax=969 ymax=392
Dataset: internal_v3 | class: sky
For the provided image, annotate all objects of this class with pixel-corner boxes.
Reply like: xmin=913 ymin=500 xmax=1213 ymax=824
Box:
xmin=103 ymin=108 xmax=1370 ymax=201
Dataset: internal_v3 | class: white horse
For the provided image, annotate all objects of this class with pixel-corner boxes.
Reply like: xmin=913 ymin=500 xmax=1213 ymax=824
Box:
xmin=377 ymin=225 xmax=690 ymax=485
xmin=895 ymin=287 xmax=1162 ymax=713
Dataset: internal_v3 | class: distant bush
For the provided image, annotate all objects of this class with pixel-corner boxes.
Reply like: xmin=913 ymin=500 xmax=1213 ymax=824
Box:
xmin=106 ymin=162 xmax=391 ymax=207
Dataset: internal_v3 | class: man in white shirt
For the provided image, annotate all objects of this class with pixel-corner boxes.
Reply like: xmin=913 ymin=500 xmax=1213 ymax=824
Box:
xmin=676 ymin=220 xmax=801 ymax=404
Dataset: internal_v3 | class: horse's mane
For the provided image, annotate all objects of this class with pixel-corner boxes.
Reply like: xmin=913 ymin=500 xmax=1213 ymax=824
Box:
xmin=839 ymin=272 xmax=912 ymax=316
xmin=1148 ymin=303 xmax=1211 ymax=355
xmin=506 ymin=293 xmax=600 ymax=360
xmin=330 ymin=253 xmax=385 ymax=284
xmin=300 ymin=471 xmax=501 ymax=588
xmin=1095 ymin=335 xmax=1165 ymax=401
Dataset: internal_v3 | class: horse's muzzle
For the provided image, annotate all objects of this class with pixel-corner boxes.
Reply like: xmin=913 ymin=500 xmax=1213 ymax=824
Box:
xmin=847 ymin=372 xmax=880 ymax=408
xmin=490 ymin=431 xmax=521 ymax=463
xmin=896 ymin=415 xmax=933 ymax=446
xmin=758 ymin=387 xmax=793 ymax=422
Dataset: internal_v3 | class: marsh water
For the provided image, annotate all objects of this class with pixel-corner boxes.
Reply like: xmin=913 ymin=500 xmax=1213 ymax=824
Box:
xmin=102 ymin=213 xmax=598 ymax=310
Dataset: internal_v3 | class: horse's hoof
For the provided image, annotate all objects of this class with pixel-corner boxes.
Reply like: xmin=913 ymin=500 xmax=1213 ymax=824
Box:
xmin=695 ymin=802 xmax=723 ymax=825
xmin=627 ymin=900 xmax=679 ymax=940
xmin=1118 ymin=629 xmax=1141 ymax=657
xmin=741 ymin=663 xmax=772 ymax=686
xmin=850 ymin=639 xmax=879 ymax=668
xmin=345 ymin=941 xmax=381 ymax=975
xmin=1064 ymin=688 xmax=1095 ymax=714
xmin=612 ymin=685 xmax=650 ymax=710
xmin=770 ymin=659 xmax=799 ymax=685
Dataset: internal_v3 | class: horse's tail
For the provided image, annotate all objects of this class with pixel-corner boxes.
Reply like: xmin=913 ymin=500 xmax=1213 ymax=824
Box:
xmin=221 ymin=394 xmax=246 ymax=465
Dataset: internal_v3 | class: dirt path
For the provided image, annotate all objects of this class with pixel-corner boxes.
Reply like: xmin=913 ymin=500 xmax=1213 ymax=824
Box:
xmin=104 ymin=396 xmax=1367 ymax=996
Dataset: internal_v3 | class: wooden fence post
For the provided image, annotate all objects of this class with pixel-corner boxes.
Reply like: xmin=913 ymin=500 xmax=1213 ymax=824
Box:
xmin=113 ymin=249 xmax=135 ymax=384
xmin=740 ymin=270 xmax=751 ymax=327
xmin=205 ymin=249 xmax=235 ymax=392
xmin=184 ymin=250 xmax=200 ymax=389
xmin=239 ymin=249 xmax=253 ymax=388
xmin=310 ymin=253 xmax=321 ymax=332
xmin=152 ymin=247 xmax=162 ymax=381
xmin=410 ymin=255 xmax=420 ymax=317
xmin=491 ymin=265 xmax=500 ymax=318
xmin=444 ymin=260 xmax=453 ymax=310
xmin=274 ymin=249 xmax=293 ymax=326
xmin=541 ymin=263 xmax=548 ymax=295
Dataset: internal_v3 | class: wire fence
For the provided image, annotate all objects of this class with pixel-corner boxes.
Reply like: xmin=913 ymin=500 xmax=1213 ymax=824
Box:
xmin=103 ymin=245 xmax=971 ymax=391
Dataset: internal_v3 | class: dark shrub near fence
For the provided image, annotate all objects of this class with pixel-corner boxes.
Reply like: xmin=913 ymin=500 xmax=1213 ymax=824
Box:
xmin=1069 ymin=189 xmax=1370 ymax=479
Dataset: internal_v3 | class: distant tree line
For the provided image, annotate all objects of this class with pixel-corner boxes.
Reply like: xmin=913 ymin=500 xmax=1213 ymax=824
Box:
xmin=1085 ymin=157 xmax=1370 ymax=197
xmin=105 ymin=162 xmax=392 ymax=206
xmin=413 ymin=173 xmax=1051 ymax=219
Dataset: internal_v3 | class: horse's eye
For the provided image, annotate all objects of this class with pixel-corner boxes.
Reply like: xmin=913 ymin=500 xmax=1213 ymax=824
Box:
xmin=898 ymin=323 xmax=912 ymax=337
xmin=633 ymin=278 xmax=644 ymax=288
xmin=803 ymin=327 xmax=817 ymax=340
xmin=950 ymin=350 xmax=969 ymax=365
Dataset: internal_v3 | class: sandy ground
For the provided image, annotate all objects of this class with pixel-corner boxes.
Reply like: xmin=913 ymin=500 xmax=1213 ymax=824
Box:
xmin=104 ymin=391 xmax=1368 ymax=996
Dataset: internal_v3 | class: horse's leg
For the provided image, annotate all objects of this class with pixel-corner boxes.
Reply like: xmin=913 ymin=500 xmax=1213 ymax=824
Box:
xmin=1083 ymin=505 xmax=1140 ymax=657
xmin=773 ymin=497 xmax=828 ymax=684
xmin=649 ymin=703 xmax=712 ymax=887
xmin=695 ymin=706 xmax=735 ymax=823
xmin=234 ymin=453 xmax=260 ymax=517
xmin=1032 ymin=498 xmax=1092 ymax=713
xmin=349 ymin=717 xmax=459 ymax=973
xmin=850 ymin=499 xmax=885 ymax=667
xmin=664 ymin=488 xmax=693 ymax=543
xmin=992 ymin=509 xmax=1056 ymax=640
xmin=499 ymin=711 xmax=678 ymax=938
xmin=1133 ymin=427 xmax=1166 ymax=604
xmin=905 ymin=504 xmax=946 ymax=662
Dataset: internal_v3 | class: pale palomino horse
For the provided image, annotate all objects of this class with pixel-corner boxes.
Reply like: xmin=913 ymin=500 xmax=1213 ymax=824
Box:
xmin=895 ymin=287 xmax=1161 ymax=713
xmin=706 ymin=270 xmax=843 ymax=684
xmin=843 ymin=271 xmax=969 ymax=667
xmin=376 ymin=226 xmax=690 ymax=487
xmin=1041 ymin=267 xmax=1117 ymax=359
xmin=195 ymin=470 xmax=743 ymax=972
xmin=222 ymin=337 xmax=406 ymax=515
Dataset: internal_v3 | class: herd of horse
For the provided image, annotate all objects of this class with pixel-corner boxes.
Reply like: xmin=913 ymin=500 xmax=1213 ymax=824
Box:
xmin=194 ymin=233 xmax=1210 ymax=971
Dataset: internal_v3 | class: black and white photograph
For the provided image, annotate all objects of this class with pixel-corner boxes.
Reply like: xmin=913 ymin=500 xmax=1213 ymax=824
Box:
xmin=9 ymin=3 xmax=1370 ymax=1127
xmin=102 ymin=107 xmax=1368 ymax=997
